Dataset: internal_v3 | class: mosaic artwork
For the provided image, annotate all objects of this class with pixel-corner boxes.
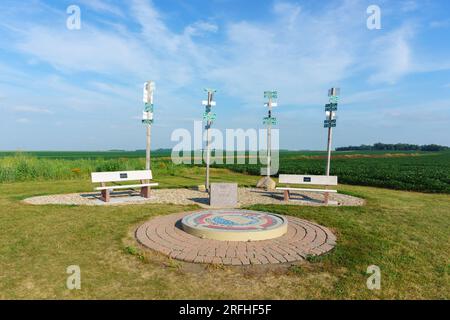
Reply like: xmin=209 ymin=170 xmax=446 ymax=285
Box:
xmin=180 ymin=209 xmax=288 ymax=241
xmin=181 ymin=209 xmax=286 ymax=232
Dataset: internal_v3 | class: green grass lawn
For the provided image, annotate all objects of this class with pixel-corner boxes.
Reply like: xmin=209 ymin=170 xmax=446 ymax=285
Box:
xmin=0 ymin=168 xmax=449 ymax=299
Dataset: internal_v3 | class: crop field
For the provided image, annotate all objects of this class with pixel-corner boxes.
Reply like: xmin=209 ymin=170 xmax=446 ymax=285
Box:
xmin=1 ymin=150 xmax=449 ymax=193
xmin=213 ymin=151 xmax=450 ymax=194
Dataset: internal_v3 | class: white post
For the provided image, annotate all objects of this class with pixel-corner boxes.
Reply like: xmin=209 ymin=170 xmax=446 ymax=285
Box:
xmin=325 ymin=112 xmax=333 ymax=176
xmin=205 ymin=90 xmax=213 ymax=193
xmin=325 ymin=87 xmax=339 ymax=176
xmin=267 ymin=96 xmax=272 ymax=179
xmin=143 ymin=81 xmax=155 ymax=171
xmin=146 ymin=125 xmax=151 ymax=170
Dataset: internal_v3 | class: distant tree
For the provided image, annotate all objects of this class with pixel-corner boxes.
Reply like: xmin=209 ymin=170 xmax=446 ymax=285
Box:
xmin=336 ymin=143 xmax=448 ymax=152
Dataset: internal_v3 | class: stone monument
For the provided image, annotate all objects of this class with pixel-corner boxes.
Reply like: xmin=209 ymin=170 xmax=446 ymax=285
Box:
xmin=209 ymin=183 xmax=238 ymax=208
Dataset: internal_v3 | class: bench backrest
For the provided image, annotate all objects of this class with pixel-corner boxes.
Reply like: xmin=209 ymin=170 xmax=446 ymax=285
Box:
xmin=278 ymin=174 xmax=338 ymax=186
xmin=91 ymin=170 xmax=152 ymax=183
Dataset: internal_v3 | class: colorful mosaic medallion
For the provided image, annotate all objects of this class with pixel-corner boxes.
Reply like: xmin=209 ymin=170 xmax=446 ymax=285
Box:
xmin=181 ymin=209 xmax=288 ymax=241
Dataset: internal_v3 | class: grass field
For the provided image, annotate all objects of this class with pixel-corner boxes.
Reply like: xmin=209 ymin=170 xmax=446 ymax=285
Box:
xmin=0 ymin=167 xmax=449 ymax=299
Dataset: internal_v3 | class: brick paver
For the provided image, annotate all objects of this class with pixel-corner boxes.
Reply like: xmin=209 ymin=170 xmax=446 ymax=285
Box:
xmin=135 ymin=210 xmax=336 ymax=265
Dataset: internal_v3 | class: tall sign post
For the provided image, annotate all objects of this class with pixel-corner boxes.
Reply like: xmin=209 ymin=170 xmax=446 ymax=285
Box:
xmin=324 ymin=87 xmax=340 ymax=176
xmin=142 ymin=81 xmax=155 ymax=170
xmin=202 ymin=88 xmax=217 ymax=193
xmin=257 ymin=91 xmax=278 ymax=190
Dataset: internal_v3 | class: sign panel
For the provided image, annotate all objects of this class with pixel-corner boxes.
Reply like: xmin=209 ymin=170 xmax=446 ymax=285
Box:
xmin=263 ymin=116 xmax=277 ymax=125
xmin=325 ymin=103 xmax=338 ymax=111
xmin=324 ymin=119 xmax=337 ymax=128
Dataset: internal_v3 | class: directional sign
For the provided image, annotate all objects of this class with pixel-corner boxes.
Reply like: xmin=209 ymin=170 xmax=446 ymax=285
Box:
xmin=144 ymin=103 xmax=154 ymax=112
xmin=263 ymin=116 xmax=277 ymax=125
xmin=329 ymin=96 xmax=339 ymax=104
xmin=203 ymin=112 xmax=217 ymax=122
xmin=264 ymin=91 xmax=278 ymax=99
xmin=324 ymin=119 xmax=337 ymax=128
xmin=264 ymin=102 xmax=278 ymax=107
xmin=325 ymin=103 xmax=338 ymax=112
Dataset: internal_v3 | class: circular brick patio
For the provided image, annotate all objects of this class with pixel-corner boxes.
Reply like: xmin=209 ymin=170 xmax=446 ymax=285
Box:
xmin=135 ymin=210 xmax=337 ymax=265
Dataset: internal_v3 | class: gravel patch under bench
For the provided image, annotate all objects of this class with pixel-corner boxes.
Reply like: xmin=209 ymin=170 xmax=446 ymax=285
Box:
xmin=23 ymin=188 xmax=365 ymax=207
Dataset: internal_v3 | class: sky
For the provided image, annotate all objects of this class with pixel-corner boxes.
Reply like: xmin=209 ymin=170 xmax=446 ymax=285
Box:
xmin=0 ymin=0 xmax=449 ymax=151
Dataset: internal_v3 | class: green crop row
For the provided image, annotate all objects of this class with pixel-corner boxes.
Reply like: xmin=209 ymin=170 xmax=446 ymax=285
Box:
xmin=212 ymin=151 xmax=450 ymax=194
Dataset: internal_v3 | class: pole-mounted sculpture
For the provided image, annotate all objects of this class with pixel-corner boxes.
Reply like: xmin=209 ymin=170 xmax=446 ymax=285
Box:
xmin=143 ymin=81 xmax=155 ymax=170
xmin=257 ymin=90 xmax=278 ymax=191
xmin=202 ymin=88 xmax=217 ymax=193
xmin=324 ymin=87 xmax=340 ymax=176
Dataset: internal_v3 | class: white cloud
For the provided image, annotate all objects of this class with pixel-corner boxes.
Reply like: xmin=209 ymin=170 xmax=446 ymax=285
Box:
xmin=401 ymin=1 xmax=419 ymax=12
xmin=16 ymin=118 xmax=30 ymax=124
xmin=13 ymin=106 xmax=53 ymax=114
xmin=17 ymin=26 xmax=152 ymax=76
xmin=78 ymin=0 xmax=125 ymax=17
xmin=3 ymin=0 xmax=449 ymax=150
xmin=184 ymin=21 xmax=218 ymax=37
xmin=368 ymin=26 xmax=414 ymax=84
xmin=430 ymin=20 xmax=450 ymax=29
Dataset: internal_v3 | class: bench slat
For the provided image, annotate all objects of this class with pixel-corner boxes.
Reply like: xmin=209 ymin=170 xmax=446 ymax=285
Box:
xmin=95 ymin=183 xmax=159 ymax=191
xmin=278 ymin=174 xmax=338 ymax=186
xmin=91 ymin=170 xmax=153 ymax=183
xmin=276 ymin=187 xmax=337 ymax=193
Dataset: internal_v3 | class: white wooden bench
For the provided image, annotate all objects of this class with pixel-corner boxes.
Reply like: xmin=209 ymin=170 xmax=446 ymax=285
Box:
xmin=91 ymin=170 xmax=158 ymax=202
xmin=276 ymin=174 xmax=338 ymax=204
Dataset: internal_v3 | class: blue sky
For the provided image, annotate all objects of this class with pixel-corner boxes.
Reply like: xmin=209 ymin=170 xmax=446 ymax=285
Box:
xmin=0 ymin=0 xmax=449 ymax=151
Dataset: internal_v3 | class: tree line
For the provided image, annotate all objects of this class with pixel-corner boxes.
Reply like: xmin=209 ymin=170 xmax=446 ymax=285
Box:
xmin=336 ymin=143 xmax=449 ymax=152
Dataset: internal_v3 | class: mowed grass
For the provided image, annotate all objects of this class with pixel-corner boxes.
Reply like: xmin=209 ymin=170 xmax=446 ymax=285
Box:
xmin=0 ymin=168 xmax=449 ymax=299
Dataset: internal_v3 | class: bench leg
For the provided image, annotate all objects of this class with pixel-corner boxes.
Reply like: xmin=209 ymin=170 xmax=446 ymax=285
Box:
xmin=284 ymin=190 xmax=290 ymax=202
xmin=324 ymin=192 xmax=329 ymax=205
xmin=101 ymin=189 xmax=110 ymax=202
xmin=141 ymin=186 xmax=151 ymax=198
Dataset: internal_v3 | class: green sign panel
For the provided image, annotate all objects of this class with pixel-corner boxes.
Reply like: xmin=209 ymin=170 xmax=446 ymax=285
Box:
xmin=203 ymin=112 xmax=217 ymax=122
xmin=325 ymin=103 xmax=338 ymax=112
xmin=144 ymin=103 xmax=154 ymax=112
xmin=263 ymin=116 xmax=277 ymax=125
xmin=264 ymin=91 xmax=278 ymax=99
xmin=324 ymin=119 xmax=337 ymax=128
xmin=329 ymin=96 xmax=339 ymax=104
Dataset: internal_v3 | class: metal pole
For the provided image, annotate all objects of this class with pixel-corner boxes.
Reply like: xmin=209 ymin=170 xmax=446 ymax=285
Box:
xmin=146 ymin=125 xmax=151 ymax=170
xmin=267 ymin=96 xmax=272 ymax=179
xmin=205 ymin=91 xmax=212 ymax=192
xmin=326 ymin=111 xmax=333 ymax=176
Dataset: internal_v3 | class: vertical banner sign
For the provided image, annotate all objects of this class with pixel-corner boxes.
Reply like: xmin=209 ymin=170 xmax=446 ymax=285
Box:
xmin=324 ymin=87 xmax=340 ymax=176
xmin=143 ymin=81 xmax=155 ymax=170
xmin=263 ymin=91 xmax=278 ymax=179
xmin=202 ymin=88 xmax=217 ymax=192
